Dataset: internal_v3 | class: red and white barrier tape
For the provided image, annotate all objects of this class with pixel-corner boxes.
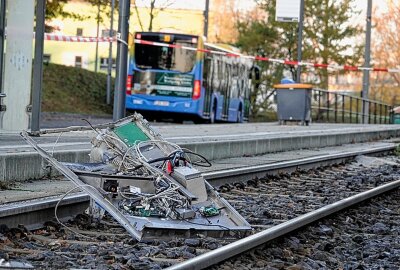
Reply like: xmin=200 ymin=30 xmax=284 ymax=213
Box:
xmin=40 ymin=33 xmax=400 ymax=73
xmin=134 ymin=38 xmax=400 ymax=73
xmin=44 ymin=33 xmax=116 ymax=42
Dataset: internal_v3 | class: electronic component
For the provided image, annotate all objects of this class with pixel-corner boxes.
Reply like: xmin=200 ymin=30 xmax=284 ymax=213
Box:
xmin=172 ymin=166 xmax=207 ymax=203
xmin=199 ymin=206 xmax=220 ymax=217
xmin=175 ymin=208 xmax=196 ymax=219
xmin=103 ymin=180 xmax=118 ymax=193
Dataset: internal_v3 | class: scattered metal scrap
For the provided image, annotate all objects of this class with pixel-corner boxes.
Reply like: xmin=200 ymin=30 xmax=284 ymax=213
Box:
xmin=21 ymin=113 xmax=251 ymax=241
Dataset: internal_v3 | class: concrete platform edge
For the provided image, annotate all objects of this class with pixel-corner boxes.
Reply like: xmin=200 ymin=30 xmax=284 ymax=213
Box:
xmin=1 ymin=128 xmax=400 ymax=182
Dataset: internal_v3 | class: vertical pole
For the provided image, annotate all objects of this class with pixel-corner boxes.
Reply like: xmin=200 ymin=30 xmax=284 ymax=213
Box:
xmin=356 ymin=99 xmax=359 ymax=123
xmin=362 ymin=0 xmax=372 ymax=124
xmin=296 ymin=0 xmax=305 ymax=83
xmin=349 ymin=96 xmax=353 ymax=123
xmin=94 ymin=1 xmax=100 ymax=73
xmin=342 ymin=94 xmax=345 ymax=123
xmin=334 ymin=93 xmax=337 ymax=122
xmin=106 ymin=0 xmax=115 ymax=105
xmin=31 ymin=0 xmax=46 ymax=132
xmin=0 ymin=0 xmax=6 ymax=92
xmin=203 ymin=0 xmax=210 ymax=38
xmin=113 ymin=0 xmax=130 ymax=121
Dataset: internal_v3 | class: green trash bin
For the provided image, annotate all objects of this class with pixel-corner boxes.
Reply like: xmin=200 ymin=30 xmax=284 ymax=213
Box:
xmin=274 ymin=84 xmax=313 ymax=126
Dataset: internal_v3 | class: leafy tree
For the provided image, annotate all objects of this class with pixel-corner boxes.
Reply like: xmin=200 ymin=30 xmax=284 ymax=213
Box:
xmin=302 ymin=0 xmax=363 ymax=88
xmin=236 ymin=0 xmax=363 ymax=117
xmin=45 ymin=0 xmax=91 ymax=20
xmin=237 ymin=1 xmax=298 ymax=118
xmin=372 ymin=1 xmax=400 ymax=106
xmin=45 ymin=0 xmax=70 ymax=20
xmin=45 ymin=0 xmax=92 ymax=32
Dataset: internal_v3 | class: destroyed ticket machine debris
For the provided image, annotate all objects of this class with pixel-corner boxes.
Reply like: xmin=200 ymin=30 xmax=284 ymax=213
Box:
xmin=21 ymin=113 xmax=251 ymax=241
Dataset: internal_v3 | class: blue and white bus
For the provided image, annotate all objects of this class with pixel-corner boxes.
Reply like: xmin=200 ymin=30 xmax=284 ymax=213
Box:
xmin=125 ymin=32 xmax=258 ymax=123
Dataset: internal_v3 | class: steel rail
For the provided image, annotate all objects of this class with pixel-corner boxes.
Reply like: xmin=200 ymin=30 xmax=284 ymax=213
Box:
xmin=203 ymin=144 xmax=395 ymax=184
xmin=167 ymin=176 xmax=400 ymax=270
xmin=0 ymin=143 xmax=395 ymax=229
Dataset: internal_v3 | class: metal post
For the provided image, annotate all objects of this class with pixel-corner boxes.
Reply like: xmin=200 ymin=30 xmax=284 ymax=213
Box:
xmin=0 ymin=0 xmax=6 ymax=92
xmin=203 ymin=0 xmax=210 ymax=38
xmin=31 ymin=0 xmax=46 ymax=132
xmin=342 ymin=94 xmax=345 ymax=123
xmin=326 ymin=93 xmax=330 ymax=122
xmin=318 ymin=91 xmax=321 ymax=121
xmin=356 ymin=99 xmax=359 ymax=123
xmin=113 ymin=0 xmax=130 ymax=121
xmin=106 ymin=0 xmax=115 ymax=105
xmin=296 ymin=0 xmax=305 ymax=83
xmin=94 ymin=0 xmax=100 ymax=73
xmin=334 ymin=93 xmax=338 ymax=122
xmin=349 ymin=96 xmax=353 ymax=123
xmin=361 ymin=0 xmax=372 ymax=124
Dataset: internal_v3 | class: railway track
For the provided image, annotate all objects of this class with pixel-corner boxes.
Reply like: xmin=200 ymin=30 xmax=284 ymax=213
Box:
xmin=0 ymin=147 xmax=399 ymax=269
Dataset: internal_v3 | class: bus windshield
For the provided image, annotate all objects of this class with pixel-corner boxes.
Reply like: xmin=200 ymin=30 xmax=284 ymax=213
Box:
xmin=134 ymin=33 xmax=197 ymax=73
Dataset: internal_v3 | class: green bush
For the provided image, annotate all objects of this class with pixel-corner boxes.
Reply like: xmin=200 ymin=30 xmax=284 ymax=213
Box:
xmin=42 ymin=63 xmax=114 ymax=115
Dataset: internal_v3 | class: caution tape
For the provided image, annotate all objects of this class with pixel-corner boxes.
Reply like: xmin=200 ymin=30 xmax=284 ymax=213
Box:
xmin=40 ymin=33 xmax=400 ymax=73
xmin=134 ymin=38 xmax=400 ymax=73
xmin=44 ymin=33 xmax=116 ymax=42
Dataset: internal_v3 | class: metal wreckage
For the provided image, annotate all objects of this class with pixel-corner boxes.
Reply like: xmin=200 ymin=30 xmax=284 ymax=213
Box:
xmin=21 ymin=113 xmax=251 ymax=241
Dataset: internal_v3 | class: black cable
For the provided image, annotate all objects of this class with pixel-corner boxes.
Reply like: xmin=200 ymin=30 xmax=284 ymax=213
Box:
xmin=181 ymin=149 xmax=212 ymax=167
xmin=81 ymin=118 xmax=100 ymax=134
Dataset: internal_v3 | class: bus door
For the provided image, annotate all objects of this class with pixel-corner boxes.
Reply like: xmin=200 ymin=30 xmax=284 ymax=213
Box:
xmin=222 ymin=62 xmax=231 ymax=120
xmin=203 ymin=56 xmax=213 ymax=117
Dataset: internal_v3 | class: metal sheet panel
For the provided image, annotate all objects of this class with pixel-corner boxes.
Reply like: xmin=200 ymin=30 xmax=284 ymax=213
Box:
xmin=276 ymin=0 xmax=301 ymax=22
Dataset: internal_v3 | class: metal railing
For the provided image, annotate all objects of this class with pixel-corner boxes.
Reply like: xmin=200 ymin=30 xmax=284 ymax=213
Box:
xmin=311 ymin=88 xmax=392 ymax=124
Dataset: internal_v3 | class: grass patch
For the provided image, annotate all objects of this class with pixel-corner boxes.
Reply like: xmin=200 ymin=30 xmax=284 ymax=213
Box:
xmin=42 ymin=64 xmax=114 ymax=115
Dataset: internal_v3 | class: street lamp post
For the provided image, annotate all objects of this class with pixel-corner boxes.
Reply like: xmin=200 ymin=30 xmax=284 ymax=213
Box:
xmin=361 ymin=0 xmax=372 ymax=124
xmin=296 ymin=0 xmax=305 ymax=83
xmin=204 ymin=0 xmax=210 ymax=38
xmin=0 ymin=0 xmax=6 ymax=92
xmin=113 ymin=0 xmax=131 ymax=121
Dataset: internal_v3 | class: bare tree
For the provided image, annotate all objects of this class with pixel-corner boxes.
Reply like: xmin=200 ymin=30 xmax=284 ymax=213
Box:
xmin=133 ymin=0 xmax=175 ymax=32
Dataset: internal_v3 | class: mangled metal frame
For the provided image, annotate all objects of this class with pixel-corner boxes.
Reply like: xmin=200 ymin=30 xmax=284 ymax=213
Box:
xmin=21 ymin=113 xmax=251 ymax=241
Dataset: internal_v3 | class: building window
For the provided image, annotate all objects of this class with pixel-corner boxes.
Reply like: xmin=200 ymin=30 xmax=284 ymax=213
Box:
xmin=100 ymin=57 xmax=116 ymax=69
xmin=76 ymin=28 xmax=83 ymax=36
xmin=43 ymin=54 xmax=51 ymax=65
xmin=101 ymin=29 xmax=117 ymax=38
xmin=75 ymin=56 xmax=82 ymax=68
